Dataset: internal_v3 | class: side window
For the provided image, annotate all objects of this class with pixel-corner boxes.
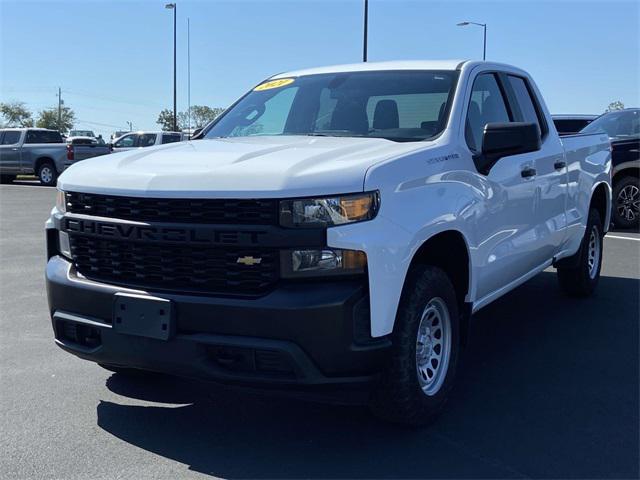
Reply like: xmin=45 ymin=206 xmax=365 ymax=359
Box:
xmin=139 ymin=133 xmax=157 ymax=147
xmin=465 ymin=73 xmax=511 ymax=152
xmin=25 ymin=130 xmax=62 ymax=143
xmin=1 ymin=131 xmax=21 ymax=145
xmin=161 ymin=133 xmax=181 ymax=144
xmin=114 ymin=134 xmax=137 ymax=148
xmin=507 ymin=75 xmax=545 ymax=137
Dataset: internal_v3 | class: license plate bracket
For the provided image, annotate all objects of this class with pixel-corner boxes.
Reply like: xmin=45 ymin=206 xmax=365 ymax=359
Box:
xmin=113 ymin=293 xmax=174 ymax=341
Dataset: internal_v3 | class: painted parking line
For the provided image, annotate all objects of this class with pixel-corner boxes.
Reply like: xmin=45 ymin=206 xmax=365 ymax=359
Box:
xmin=606 ymin=235 xmax=640 ymax=242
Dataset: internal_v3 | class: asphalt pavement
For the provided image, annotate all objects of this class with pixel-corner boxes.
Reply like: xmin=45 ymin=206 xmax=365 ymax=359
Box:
xmin=1 ymin=183 xmax=638 ymax=479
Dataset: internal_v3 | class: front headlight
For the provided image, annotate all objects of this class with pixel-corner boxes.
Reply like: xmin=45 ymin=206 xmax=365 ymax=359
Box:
xmin=279 ymin=191 xmax=379 ymax=228
xmin=55 ymin=190 xmax=66 ymax=213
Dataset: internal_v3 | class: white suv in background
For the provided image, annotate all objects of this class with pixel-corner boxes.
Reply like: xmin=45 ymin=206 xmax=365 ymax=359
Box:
xmin=110 ymin=131 xmax=186 ymax=152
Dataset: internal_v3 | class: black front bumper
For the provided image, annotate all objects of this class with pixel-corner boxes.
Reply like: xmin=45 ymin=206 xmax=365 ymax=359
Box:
xmin=46 ymin=255 xmax=390 ymax=391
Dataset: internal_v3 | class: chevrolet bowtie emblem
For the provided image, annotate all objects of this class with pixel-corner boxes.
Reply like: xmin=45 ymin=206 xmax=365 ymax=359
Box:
xmin=236 ymin=256 xmax=262 ymax=266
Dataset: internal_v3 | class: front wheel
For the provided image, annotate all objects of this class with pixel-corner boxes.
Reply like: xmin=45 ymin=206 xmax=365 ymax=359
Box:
xmin=37 ymin=162 xmax=58 ymax=187
xmin=370 ymin=266 xmax=460 ymax=426
xmin=557 ymin=209 xmax=603 ymax=297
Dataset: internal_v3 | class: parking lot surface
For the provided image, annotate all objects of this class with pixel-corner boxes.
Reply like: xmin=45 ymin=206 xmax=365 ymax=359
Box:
xmin=1 ymin=183 xmax=638 ymax=479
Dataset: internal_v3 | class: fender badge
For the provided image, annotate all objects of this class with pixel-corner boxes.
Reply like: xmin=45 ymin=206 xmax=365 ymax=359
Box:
xmin=237 ymin=256 xmax=262 ymax=266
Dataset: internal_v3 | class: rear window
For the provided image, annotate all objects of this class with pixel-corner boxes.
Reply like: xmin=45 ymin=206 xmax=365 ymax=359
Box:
xmin=25 ymin=130 xmax=63 ymax=144
xmin=1 ymin=131 xmax=21 ymax=145
xmin=553 ymin=119 xmax=592 ymax=135
xmin=507 ymin=75 xmax=546 ymax=137
xmin=139 ymin=133 xmax=157 ymax=147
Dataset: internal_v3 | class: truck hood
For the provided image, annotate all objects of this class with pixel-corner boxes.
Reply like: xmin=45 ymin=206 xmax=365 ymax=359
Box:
xmin=58 ymin=135 xmax=429 ymax=198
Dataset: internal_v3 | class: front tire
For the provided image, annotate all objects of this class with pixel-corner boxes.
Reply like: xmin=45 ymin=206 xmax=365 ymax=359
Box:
xmin=557 ymin=209 xmax=603 ymax=297
xmin=37 ymin=162 xmax=58 ymax=187
xmin=612 ymin=175 xmax=639 ymax=229
xmin=370 ymin=266 xmax=460 ymax=426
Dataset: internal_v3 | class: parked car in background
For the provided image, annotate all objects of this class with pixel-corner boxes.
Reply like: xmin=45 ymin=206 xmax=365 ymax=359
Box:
xmin=69 ymin=130 xmax=97 ymax=139
xmin=110 ymin=131 xmax=186 ymax=152
xmin=111 ymin=131 xmax=129 ymax=141
xmin=552 ymin=114 xmax=597 ymax=135
xmin=66 ymin=136 xmax=112 ymax=163
xmin=581 ymin=108 xmax=640 ymax=228
xmin=0 ymin=128 xmax=110 ymax=186
xmin=47 ymin=60 xmax=612 ymax=425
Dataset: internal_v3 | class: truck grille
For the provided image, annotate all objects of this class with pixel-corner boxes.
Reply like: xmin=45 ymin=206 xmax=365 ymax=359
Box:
xmin=69 ymin=235 xmax=279 ymax=295
xmin=66 ymin=192 xmax=279 ymax=225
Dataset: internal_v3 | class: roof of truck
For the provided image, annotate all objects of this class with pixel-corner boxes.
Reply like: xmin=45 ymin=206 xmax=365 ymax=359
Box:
xmin=271 ymin=60 xmax=467 ymax=79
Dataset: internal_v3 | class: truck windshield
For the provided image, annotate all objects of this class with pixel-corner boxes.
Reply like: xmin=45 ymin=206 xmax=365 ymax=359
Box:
xmin=581 ymin=109 xmax=640 ymax=140
xmin=204 ymin=70 xmax=457 ymax=142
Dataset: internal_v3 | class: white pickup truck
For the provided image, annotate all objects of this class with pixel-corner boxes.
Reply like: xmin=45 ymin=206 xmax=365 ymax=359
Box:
xmin=46 ymin=60 xmax=611 ymax=425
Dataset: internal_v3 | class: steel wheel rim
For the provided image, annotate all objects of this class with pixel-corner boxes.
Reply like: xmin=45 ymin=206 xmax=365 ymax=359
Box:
xmin=415 ymin=297 xmax=451 ymax=396
xmin=587 ymin=225 xmax=601 ymax=279
xmin=617 ymin=185 xmax=639 ymax=222
xmin=40 ymin=167 xmax=53 ymax=183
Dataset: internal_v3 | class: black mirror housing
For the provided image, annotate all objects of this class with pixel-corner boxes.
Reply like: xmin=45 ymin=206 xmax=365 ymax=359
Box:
xmin=476 ymin=122 xmax=541 ymax=174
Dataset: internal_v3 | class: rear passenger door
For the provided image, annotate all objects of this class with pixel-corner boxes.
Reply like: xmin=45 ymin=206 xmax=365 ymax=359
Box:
xmin=0 ymin=131 xmax=23 ymax=175
xmin=503 ymin=74 xmax=567 ymax=260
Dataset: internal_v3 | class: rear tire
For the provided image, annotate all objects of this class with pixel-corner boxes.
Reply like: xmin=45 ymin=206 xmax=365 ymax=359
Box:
xmin=37 ymin=162 xmax=58 ymax=187
xmin=612 ymin=175 xmax=639 ymax=229
xmin=370 ymin=266 xmax=460 ymax=426
xmin=557 ymin=209 xmax=603 ymax=297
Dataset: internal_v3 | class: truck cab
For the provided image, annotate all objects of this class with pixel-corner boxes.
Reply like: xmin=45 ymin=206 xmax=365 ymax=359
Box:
xmin=45 ymin=60 xmax=611 ymax=424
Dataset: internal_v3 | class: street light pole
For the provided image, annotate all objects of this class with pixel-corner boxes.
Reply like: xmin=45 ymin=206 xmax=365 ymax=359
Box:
xmin=187 ymin=17 xmax=191 ymax=134
xmin=363 ymin=0 xmax=368 ymax=62
xmin=165 ymin=3 xmax=177 ymax=131
xmin=456 ymin=21 xmax=487 ymax=61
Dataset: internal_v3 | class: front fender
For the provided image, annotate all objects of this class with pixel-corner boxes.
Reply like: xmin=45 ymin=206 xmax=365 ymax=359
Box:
xmin=328 ymin=180 xmax=478 ymax=338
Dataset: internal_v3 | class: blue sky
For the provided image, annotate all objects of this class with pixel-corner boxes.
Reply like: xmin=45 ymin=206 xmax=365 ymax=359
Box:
xmin=1 ymin=0 xmax=638 ymax=137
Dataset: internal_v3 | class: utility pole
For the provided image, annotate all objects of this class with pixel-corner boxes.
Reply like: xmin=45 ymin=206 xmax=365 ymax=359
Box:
xmin=363 ymin=0 xmax=368 ymax=62
xmin=126 ymin=121 xmax=132 ymax=131
xmin=188 ymin=17 xmax=191 ymax=133
xmin=57 ymin=87 xmax=62 ymax=130
xmin=165 ymin=3 xmax=178 ymax=131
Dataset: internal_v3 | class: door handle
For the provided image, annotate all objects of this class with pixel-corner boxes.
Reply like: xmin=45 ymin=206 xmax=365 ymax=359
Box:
xmin=554 ymin=161 xmax=566 ymax=170
xmin=521 ymin=167 xmax=537 ymax=178
xmin=11 ymin=147 xmax=19 ymax=151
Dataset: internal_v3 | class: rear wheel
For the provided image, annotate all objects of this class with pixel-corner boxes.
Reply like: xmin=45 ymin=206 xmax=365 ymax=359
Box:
xmin=612 ymin=175 xmax=639 ymax=229
xmin=557 ymin=209 xmax=603 ymax=297
xmin=370 ymin=266 xmax=460 ymax=426
xmin=37 ymin=162 xmax=57 ymax=186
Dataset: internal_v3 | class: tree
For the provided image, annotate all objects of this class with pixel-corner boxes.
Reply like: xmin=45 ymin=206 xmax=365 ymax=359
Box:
xmin=36 ymin=106 xmax=75 ymax=133
xmin=157 ymin=109 xmax=180 ymax=131
xmin=605 ymin=101 xmax=625 ymax=113
xmin=0 ymin=101 xmax=33 ymax=127
xmin=188 ymin=105 xmax=225 ymax=128
xmin=158 ymin=105 xmax=225 ymax=131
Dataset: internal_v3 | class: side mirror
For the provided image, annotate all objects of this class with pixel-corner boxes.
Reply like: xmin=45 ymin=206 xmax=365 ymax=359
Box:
xmin=476 ymin=122 xmax=541 ymax=174
xmin=191 ymin=128 xmax=202 ymax=139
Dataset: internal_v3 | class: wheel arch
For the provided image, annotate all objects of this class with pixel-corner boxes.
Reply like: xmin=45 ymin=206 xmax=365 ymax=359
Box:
xmin=590 ymin=181 xmax=611 ymax=231
xmin=34 ymin=156 xmax=57 ymax=173
xmin=397 ymin=229 xmax=472 ymax=343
